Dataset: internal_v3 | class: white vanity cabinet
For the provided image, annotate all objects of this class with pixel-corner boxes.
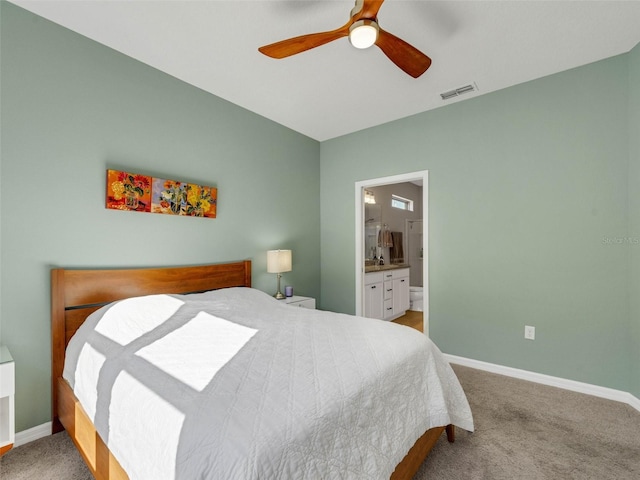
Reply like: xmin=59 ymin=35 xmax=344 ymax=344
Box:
xmin=365 ymin=268 xmax=410 ymax=321
xmin=383 ymin=271 xmax=395 ymax=319
xmin=364 ymin=272 xmax=384 ymax=320
xmin=392 ymin=269 xmax=411 ymax=317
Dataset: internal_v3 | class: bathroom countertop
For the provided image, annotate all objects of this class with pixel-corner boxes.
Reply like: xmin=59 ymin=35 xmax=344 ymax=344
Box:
xmin=364 ymin=264 xmax=409 ymax=273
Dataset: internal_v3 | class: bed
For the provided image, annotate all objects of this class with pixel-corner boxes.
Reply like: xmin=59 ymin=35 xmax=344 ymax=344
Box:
xmin=51 ymin=260 xmax=473 ymax=480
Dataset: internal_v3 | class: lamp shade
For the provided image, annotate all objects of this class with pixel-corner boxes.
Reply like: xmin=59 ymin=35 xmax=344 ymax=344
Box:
xmin=267 ymin=250 xmax=292 ymax=273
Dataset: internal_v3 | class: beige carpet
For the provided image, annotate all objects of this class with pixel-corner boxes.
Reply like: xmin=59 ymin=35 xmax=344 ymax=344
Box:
xmin=2 ymin=365 xmax=639 ymax=479
xmin=416 ymin=365 xmax=640 ymax=479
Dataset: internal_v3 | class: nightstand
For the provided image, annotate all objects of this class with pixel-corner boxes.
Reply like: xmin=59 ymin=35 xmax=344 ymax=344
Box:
xmin=281 ymin=295 xmax=316 ymax=309
xmin=0 ymin=345 xmax=15 ymax=456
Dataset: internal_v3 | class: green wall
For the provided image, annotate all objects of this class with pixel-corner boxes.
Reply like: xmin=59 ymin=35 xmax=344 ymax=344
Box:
xmin=629 ymin=43 xmax=640 ymax=398
xmin=0 ymin=3 xmax=320 ymax=432
xmin=321 ymin=53 xmax=635 ymax=393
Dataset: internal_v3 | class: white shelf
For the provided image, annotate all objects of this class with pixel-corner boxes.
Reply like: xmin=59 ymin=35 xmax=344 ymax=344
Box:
xmin=0 ymin=345 xmax=15 ymax=455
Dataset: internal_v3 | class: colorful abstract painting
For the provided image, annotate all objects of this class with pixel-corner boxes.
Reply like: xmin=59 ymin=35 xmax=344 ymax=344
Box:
xmin=106 ymin=170 xmax=152 ymax=212
xmin=106 ymin=169 xmax=217 ymax=218
xmin=186 ymin=184 xmax=217 ymax=218
xmin=151 ymin=178 xmax=186 ymax=215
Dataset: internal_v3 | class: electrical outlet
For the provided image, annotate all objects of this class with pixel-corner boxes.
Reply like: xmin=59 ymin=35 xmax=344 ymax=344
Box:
xmin=524 ymin=325 xmax=535 ymax=340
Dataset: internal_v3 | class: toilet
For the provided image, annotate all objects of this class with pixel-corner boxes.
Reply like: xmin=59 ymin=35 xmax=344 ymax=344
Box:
xmin=409 ymin=286 xmax=423 ymax=311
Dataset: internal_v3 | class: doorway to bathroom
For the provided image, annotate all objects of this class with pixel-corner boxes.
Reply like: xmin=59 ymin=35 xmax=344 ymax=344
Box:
xmin=355 ymin=170 xmax=429 ymax=335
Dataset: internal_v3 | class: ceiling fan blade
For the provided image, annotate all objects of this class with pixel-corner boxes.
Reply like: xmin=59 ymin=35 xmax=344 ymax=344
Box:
xmin=375 ymin=28 xmax=432 ymax=78
xmin=259 ymin=25 xmax=350 ymax=59
xmin=353 ymin=0 xmax=385 ymax=21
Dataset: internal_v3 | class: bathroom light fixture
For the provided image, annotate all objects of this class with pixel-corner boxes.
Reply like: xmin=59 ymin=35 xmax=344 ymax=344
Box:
xmin=349 ymin=20 xmax=379 ymax=49
xmin=267 ymin=249 xmax=292 ymax=299
xmin=364 ymin=190 xmax=376 ymax=204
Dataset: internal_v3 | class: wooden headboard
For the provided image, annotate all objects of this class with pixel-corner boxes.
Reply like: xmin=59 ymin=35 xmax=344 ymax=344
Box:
xmin=51 ymin=260 xmax=251 ymax=432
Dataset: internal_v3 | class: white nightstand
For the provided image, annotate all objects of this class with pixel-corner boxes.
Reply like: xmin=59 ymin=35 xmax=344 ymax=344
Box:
xmin=280 ymin=295 xmax=316 ymax=309
xmin=0 ymin=345 xmax=15 ymax=456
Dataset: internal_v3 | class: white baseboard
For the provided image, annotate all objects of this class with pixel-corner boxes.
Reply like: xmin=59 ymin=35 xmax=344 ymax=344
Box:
xmin=445 ymin=354 xmax=640 ymax=414
xmin=14 ymin=422 xmax=52 ymax=448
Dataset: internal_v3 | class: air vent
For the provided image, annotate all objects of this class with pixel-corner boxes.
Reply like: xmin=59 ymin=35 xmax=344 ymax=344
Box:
xmin=440 ymin=83 xmax=478 ymax=101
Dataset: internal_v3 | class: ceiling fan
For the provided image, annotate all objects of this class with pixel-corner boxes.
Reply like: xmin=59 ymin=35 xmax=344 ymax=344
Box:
xmin=258 ymin=0 xmax=432 ymax=78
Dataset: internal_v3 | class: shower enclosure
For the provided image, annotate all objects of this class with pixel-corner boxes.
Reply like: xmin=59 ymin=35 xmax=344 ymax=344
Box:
xmin=406 ymin=219 xmax=423 ymax=287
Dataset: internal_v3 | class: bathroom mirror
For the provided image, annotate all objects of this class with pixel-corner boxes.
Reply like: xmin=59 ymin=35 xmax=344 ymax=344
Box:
xmin=364 ymin=203 xmax=381 ymax=263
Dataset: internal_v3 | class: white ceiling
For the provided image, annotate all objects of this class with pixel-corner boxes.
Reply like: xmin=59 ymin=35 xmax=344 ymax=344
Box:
xmin=9 ymin=0 xmax=640 ymax=141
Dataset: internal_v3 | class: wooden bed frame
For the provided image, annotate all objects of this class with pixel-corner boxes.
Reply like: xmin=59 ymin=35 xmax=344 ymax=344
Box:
xmin=51 ymin=260 xmax=453 ymax=480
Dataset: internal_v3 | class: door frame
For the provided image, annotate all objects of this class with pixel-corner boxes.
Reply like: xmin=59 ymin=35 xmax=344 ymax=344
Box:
xmin=354 ymin=170 xmax=429 ymax=335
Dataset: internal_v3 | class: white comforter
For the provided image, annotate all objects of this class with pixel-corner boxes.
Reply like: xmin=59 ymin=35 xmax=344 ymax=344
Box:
xmin=63 ymin=287 xmax=473 ymax=480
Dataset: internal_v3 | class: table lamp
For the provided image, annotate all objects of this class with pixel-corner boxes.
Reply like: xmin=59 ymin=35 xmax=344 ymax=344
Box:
xmin=267 ymin=249 xmax=292 ymax=299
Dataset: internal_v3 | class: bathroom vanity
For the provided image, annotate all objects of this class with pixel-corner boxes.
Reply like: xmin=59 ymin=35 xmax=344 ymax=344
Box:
xmin=364 ymin=265 xmax=410 ymax=321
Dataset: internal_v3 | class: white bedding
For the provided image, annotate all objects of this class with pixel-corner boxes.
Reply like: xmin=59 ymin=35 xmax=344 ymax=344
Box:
xmin=63 ymin=287 xmax=473 ymax=480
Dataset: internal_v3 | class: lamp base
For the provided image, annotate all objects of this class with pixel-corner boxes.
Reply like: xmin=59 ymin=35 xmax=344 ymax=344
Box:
xmin=274 ymin=272 xmax=285 ymax=300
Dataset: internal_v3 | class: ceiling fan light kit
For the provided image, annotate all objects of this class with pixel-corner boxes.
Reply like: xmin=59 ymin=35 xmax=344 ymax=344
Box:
xmin=258 ymin=0 xmax=432 ymax=78
xmin=349 ymin=20 xmax=379 ymax=49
